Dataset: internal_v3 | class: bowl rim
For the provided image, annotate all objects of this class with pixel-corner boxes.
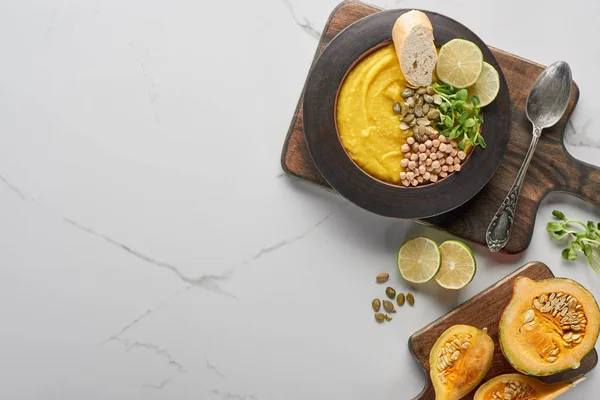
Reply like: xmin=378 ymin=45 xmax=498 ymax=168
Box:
xmin=303 ymin=8 xmax=512 ymax=219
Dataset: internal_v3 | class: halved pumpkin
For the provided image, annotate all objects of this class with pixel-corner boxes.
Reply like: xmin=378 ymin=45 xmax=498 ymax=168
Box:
xmin=430 ymin=324 xmax=494 ymax=400
xmin=474 ymin=373 xmax=585 ymax=400
xmin=499 ymin=277 xmax=600 ymax=376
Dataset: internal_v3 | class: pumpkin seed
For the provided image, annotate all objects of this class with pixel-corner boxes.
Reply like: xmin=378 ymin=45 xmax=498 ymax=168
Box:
xmin=433 ymin=94 xmax=442 ymax=105
xmin=417 ymin=87 xmax=427 ymax=95
xmin=418 ymin=125 xmax=426 ymax=135
xmin=386 ymin=287 xmax=396 ymax=299
xmin=401 ymin=103 xmax=409 ymax=116
xmin=406 ymin=97 xmax=415 ymax=107
xmin=414 ymin=104 xmax=423 ymax=117
xmin=375 ymin=313 xmax=386 ymax=323
xmin=383 ymin=300 xmax=396 ymax=313
xmin=401 ymin=88 xmax=414 ymax=98
xmin=416 ymin=118 xmax=430 ymax=126
xmin=413 ymin=132 xmax=423 ymax=142
xmin=416 ymin=97 xmax=424 ymax=106
xmin=406 ymin=293 xmax=415 ymax=305
xmin=400 ymin=122 xmax=410 ymax=131
xmin=384 ymin=315 xmax=392 ymax=322
xmin=426 ymin=86 xmax=435 ymax=95
xmin=376 ymin=272 xmax=389 ymax=283
xmin=397 ymin=293 xmax=405 ymax=306
xmin=427 ymin=109 xmax=440 ymax=120
xmin=392 ymin=102 xmax=402 ymax=114
xmin=403 ymin=114 xmax=414 ymax=123
xmin=372 ymin=298 xmax=381 ymax=312
xmin=423 ymin=94 xmax=434 ymax=104
xmin=422 ymin=104 xmax=430 ymax=114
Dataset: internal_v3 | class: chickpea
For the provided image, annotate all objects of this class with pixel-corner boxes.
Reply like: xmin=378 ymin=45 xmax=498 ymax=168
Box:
xmin=411 ymin=179 xmax=418 ymax=186
xmin=448 ymin=165 xmax=455 ymax=173
xmin=401 ymin=158 xmax=409 ymax=168
xmin=404 ymin=153 xmax=412 ymax=159
xmin=442 ymin=165 xmax=448 ymax=172
xmin=432 ymin=139 xmax=440 ymax=148
xmin=419 ymin=153 xmax=427 ymax=161
xmin=419 ymin=165 xmax=426 ymax=175
xmin=418 ymin=143 xmax=427 ymax=152
xmin=417 ymin=176 xmax=424 ymax=183
xmin=439 ymin=143 xmax=446 ymax=152
xmin=423 ymin=172 xmax=431 ymax=180
xmin=432 ymin=160 xmax=440 ymax=169
xmin=412 ymin=143 xmax=419 ymax=152
xmin=454 ymin=164 xmax=461 ymax=172
xmin=430 ymin=153 xmax=437 ymax=160
xmin=440 ymin=171 xmax=448 ymax=178
xmin=425 ymin=140 xmax=432 ymax=149
xmin=430 ymin=174 xmax=438 ymax=183
xmin=439 ymin=135 xmax=448 ymax=143
xmin=402 ymin=180 xmax=410 ymax=186
xmin=410 ymin=154 xmax=418 ymax=161
xmin=407 ymin=137 xmax=415 ymax=145
xmin=408 ymin=161 xmax=416 ymax=170
xmin=400 ymin=172 xmax=407 ymax=180
xmin=451 ymin=149 xmax=458 ymax=157
xmin=446 ymin=156 xmax=454 ymax=164
xmin=426 ymin=158 xmax=432 ymax=166
xmin=458 ymin=151 xmax=466 ymax=160
xmin=436 ymin=151 xmax=444 ymax=159
xmin=401 ymin=144 xmax=410 ymax=153
xmin=454 ymin=157 xmax=460 ymax=165
xmin=406 ymin=171 xmax=415 ymax=180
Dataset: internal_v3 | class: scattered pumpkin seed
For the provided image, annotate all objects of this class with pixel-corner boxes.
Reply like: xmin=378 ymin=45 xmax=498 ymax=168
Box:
xmin=406 ymin=293 xmax=415 ymax=305
xmin=376 ymin=272 xmax=389 ymax=283
xmin=392 ymin=102 xmax=402 ymax=115
xmin=384 ymin=315 xmax=392 ymax=322
xmin=397 ymin=293 xmax=406 ymax=306
xmin=386 ymin=287 xmax=396 ymax=299
xmin=375 ymin=313 xmax=386 ymax=323
xmin=383 ymin=300 xmax=396 ymax=313
xmin=372 ymin=298 xmax=381 ymax=312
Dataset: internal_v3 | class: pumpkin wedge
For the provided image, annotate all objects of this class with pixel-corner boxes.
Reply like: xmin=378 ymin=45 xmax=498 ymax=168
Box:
xmin=474 ymin=373 xmax=585 ymax=400
xmin=430 ymin=325 xmax=494 ymax=400
xmin=499 ymin=277 xmax=600 ymax=376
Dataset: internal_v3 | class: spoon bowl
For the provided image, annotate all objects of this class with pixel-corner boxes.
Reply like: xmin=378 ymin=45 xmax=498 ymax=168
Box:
xmin=526 ymin=61 xmax=573 ymax=129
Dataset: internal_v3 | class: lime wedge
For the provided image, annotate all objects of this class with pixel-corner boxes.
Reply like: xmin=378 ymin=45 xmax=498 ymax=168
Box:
xmin=435 ymin=240 xmax=476 ymax=289
xmin=397 ymin=237 xmax=441 ymax=283
xmin=436 ymin=39 xmax=483 ymax=89
xmin=471 ymin=62 xmax=500 ymax=107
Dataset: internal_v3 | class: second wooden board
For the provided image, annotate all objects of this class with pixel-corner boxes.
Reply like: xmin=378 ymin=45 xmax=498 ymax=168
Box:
xmin=408 ymin=262 xmax=598 ymax=400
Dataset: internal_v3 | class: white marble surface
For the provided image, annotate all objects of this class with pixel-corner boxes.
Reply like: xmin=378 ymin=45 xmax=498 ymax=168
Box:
xmin=0 ymin=0 xmax=599 ymax=399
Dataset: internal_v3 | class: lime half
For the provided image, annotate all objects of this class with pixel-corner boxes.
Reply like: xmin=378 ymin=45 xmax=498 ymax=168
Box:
xmin=397 ymin=237 xmax=441 ymax=283
xmin=435 ymin=240 xmax=476 ymax=289
xmin=436 ymin=39 xmax=483 ymax=89
xmin=471 ymin=62 xmax=500 ymax=107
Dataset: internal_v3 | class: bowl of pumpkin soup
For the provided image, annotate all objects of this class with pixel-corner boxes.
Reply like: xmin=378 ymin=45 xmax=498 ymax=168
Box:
xmin=303 ymin=9 xmax=511 ymax=218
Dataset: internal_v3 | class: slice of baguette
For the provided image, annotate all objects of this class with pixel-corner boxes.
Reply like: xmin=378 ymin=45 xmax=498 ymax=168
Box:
xmin=392 ymin=10 xmax=437 ymax=87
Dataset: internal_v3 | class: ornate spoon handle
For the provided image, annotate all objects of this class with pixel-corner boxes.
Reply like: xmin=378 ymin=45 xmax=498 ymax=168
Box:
xmin=486 ymin=126 xmax=542 ymax=252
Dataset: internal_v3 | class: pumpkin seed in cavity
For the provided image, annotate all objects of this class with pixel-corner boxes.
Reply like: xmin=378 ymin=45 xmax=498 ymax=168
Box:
xmin=372 ymin=298 xmax=381 ymax=312
xmin=383 ymin=300 xmax=396 ymax=313
xmin=376 ymin=272 xmax=389 ymax=283
xmin=397 ymin=293 xmax=406 ymax=306
xmin=375 ymin=313 xmax=386 ymax=323
xmin=407 ymin=293 xmax=415 ymax=305
xmin=386 ymin=287 xmax=396 ymax=299
xmin=392 ymin=102 xmax=402 ymax=115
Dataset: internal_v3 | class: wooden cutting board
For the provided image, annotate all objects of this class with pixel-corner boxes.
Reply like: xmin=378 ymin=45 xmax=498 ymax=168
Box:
xmin=280 ymin=1 xmax=600 ymax=254
xmin=408 ymin=262 xmax=598 ymax=400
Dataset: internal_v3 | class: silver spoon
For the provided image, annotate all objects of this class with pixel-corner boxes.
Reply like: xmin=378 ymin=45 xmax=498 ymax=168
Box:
xmin=486 ymin=61 xmax=572 ymax=252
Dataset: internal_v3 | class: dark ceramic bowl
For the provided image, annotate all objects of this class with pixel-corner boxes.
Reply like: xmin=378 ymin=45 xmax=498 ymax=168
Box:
xmin=303 ymin=9 xmax=511 ymax=218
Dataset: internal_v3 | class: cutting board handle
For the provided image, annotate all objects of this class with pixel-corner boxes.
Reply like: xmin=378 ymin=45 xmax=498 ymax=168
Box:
xmin=562 ymin=151 xmax=600 ymax=207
